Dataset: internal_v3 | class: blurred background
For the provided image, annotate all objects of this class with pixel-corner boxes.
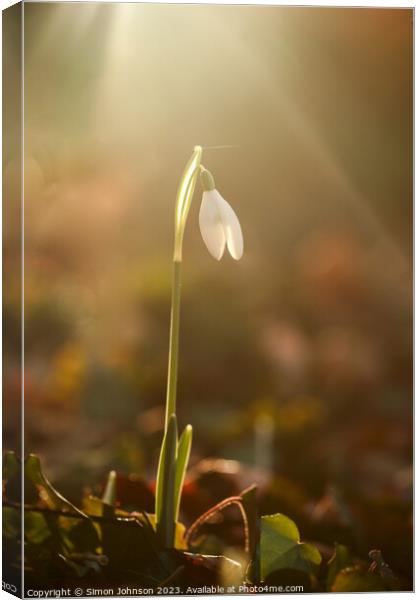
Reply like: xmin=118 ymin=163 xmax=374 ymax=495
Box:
xmin=3 ymin=3 xmax=412 ymax=579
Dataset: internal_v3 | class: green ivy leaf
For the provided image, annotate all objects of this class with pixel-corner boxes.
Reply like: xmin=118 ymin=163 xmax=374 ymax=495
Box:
xmin=24 ymin=511 xmax=52 ymax=545
xmin=25 ymin=454 xmax=86 ymax=518
xmin=25 ymin=454 xmax=101 ymax=555
xmin=260 ymin=514 xmax=321 ymax=581
xmin=3 ymin=507 xmax=20 ymax=539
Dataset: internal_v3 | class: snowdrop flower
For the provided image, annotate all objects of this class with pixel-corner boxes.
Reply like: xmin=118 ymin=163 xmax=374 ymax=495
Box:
xmin=156 ymin=147 xmax=246 ymax=548
xmin=199 ymin=168 xmax=244 ymax=260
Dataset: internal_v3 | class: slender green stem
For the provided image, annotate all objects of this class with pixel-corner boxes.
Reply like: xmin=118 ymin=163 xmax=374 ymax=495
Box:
xmin=164 ymin=260 xmax=182 ymax=432
xmin=156 ymin=147 xmax=203 ymax=545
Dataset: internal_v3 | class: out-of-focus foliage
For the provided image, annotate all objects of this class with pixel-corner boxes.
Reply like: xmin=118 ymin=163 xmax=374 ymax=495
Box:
xmin=2 ymin=453 xmax=411 ymax=592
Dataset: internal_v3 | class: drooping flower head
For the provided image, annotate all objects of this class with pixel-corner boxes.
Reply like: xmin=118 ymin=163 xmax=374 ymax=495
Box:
xmin=199 ymin=168 xmax=244 ymax=260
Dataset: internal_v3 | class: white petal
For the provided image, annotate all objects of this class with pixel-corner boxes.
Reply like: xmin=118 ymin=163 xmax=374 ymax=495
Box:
xmin=199 ymin=191 xmax=226 ymax=260
xmin=214 ymin=192 xmax=244 ymax=260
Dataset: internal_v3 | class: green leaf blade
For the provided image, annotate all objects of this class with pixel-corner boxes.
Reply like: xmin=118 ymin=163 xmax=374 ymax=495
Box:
xmin=102 ymin=470 xmax=117 ymax=507
xmin=156 ymin=414 xmax=178 ymax=547
xmin=260 ymin=513 xmax=321 ymax=581
xmin=174 ymin=424 xmax=192 ymax=523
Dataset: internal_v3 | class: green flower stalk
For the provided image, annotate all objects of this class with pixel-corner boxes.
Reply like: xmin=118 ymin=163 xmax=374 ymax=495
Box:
xmin=155 ymin=145 xmax=244 ymax=547
xmin=166 ymin=146 xmax=203 ymax=427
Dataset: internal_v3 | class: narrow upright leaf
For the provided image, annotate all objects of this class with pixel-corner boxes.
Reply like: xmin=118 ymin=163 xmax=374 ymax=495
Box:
xmin=156 ymin=414 xmax=178 ymax=547
xmin=102 ymin=470 xmax=117 ymax=507
xmin=174 ymin=424 xmax=192 ymax=522
xmin=155 ymin=427 xmax=168 ymax=525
